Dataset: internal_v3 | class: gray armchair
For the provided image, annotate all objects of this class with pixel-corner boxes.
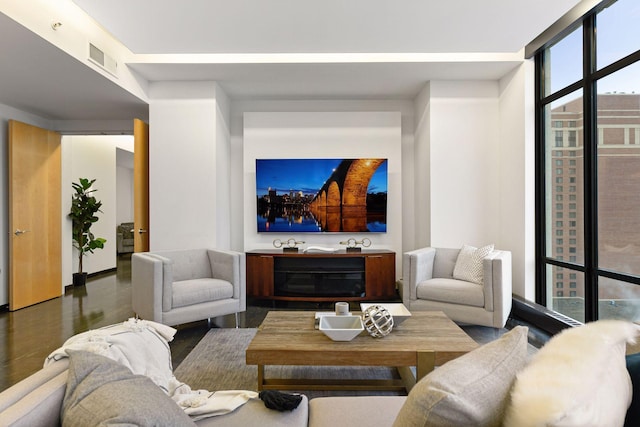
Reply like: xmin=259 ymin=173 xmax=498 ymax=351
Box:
xmin=401 ymin=247 xmax=512 ymax=328
xmin=116 ymin=222 xmax=134 ymax=254
xmin=131 ymin=248 xmax=246 ymax=327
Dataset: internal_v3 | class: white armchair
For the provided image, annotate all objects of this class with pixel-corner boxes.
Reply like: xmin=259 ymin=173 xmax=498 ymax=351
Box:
xmin=131 ymin=248 xmax=246 ymax=327
xmin=401 ymin=247 xmax=512 ymax=328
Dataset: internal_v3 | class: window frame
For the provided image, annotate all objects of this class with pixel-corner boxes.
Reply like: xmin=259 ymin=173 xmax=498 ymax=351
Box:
xmin=534 ymin=0 xmax=640 ymax=322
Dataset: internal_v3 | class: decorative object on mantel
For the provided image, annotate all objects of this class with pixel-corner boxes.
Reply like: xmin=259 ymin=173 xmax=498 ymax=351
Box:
xmin=272 ymin=238 xmax=305 ymax=253
xmin=303 ymin=246 xmax=337 ymax=253
xmin=339 ymin=237 xmax=371 ymax=252
xmin=361 ymin=304 xmax=394 ymax=338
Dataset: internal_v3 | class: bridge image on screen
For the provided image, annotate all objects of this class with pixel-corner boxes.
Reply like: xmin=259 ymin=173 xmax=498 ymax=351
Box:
xmin=256 ymin=158 xmax=387 ymax=233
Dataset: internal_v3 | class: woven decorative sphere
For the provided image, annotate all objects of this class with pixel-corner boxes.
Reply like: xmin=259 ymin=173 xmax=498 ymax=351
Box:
xmin=362 ymin=305 xmax=394 ymax=338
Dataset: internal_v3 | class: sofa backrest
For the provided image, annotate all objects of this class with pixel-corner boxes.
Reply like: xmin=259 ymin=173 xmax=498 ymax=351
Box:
xmin=0 ymin=359 xmax=69 ymax=427
xmin=432 ymin=247 xmax=460 ymax=278
xmin=155 ymin=249 xmax=213 ymax=282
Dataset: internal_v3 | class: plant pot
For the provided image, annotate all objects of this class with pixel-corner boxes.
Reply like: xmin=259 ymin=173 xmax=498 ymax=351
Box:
xmin=72 ymin=272 xmax=88 ymax=287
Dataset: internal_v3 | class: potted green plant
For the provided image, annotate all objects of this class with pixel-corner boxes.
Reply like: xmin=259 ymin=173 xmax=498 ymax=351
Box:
xmin=69 ymin=178 xmax=107 ymax=286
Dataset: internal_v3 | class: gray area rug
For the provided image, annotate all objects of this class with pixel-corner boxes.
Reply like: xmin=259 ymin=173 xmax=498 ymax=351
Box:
xmin=173 ymin=326 xmax=538 ymax=399
xmin=173 ymin=328 xmax=402 ymax=398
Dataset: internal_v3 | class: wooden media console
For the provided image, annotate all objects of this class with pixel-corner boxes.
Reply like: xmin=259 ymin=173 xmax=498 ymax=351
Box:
xmin=246 ymin=249 xmax=396 ymax=302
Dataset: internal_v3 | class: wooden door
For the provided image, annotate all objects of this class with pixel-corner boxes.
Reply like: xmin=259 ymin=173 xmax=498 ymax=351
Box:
xmin=133 ymin=118 xmax=149 ymax=252
xmin=9 ymin=120 xmax=62 ymax=310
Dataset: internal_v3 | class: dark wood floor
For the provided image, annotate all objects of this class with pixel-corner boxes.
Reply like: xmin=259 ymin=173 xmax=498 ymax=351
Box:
xmin=1 ymin=256 xmax=200 ymax=391
xmin=0 ymin=255 xmax=544 ymax=392
xmin=0 ymin=255 xmax=370 ymax=391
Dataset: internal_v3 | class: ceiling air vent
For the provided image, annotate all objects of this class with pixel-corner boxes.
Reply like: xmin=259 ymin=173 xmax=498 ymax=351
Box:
xmin=88 ymin=42 xmax=117 ymax=77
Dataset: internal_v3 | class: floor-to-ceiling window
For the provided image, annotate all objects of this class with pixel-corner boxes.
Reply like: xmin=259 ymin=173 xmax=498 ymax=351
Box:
xmin=535 ymin=0 xmax=640 ymax=323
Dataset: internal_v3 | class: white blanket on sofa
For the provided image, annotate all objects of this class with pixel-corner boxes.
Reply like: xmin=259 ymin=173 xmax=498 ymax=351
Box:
xmin=46 ymin=318 xmax=258 ymax=421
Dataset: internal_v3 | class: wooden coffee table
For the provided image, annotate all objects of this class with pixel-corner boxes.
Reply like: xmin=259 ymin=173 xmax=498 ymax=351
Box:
xmin=245 ymin=310 xmax=478 ymax=392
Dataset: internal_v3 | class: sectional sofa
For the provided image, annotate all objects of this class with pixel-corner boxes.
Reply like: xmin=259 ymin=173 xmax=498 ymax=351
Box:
xmin=1 ymin=319 xmax=638 ymax=427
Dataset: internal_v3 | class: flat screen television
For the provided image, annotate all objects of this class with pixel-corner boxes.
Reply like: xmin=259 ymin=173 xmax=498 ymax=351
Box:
xmin=256 ymin=158 xmax=387 ymax=233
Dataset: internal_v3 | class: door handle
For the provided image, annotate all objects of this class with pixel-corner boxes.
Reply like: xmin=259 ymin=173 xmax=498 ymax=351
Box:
xmin=138 ymin=229 xmax=148 ymax=234
xmin=14 ymin=229 xmax=31 ymax=236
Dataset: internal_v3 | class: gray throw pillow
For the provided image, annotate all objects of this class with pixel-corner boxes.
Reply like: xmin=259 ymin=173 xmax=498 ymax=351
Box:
xmin=62 ymin=350 xmax=195 ymax=427
xmin=392 ymin=325 xmax=529 ymax=427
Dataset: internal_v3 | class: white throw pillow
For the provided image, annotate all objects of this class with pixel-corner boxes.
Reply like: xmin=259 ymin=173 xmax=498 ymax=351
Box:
xmin=503 ymin=320 xmax=639 ymax=427
xmin=452 ymin=244 xmax=494 ymax=284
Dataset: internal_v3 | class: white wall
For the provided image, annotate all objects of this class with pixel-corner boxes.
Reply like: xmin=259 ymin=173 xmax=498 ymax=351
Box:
xmin=65 ymin=135 xmax=129 ymax=281
xmin=499 ymin=62 xmax=536 ymax=300
xmin=148 ymin=81 xmax=231 ymax=251
xmin=413 ymin=83 xmax=431 ymax=249
xmin=242 ymin=112 xmax=403 ymax=265
xmin=0 ymin=0 xmax=539 ymax=304
xmin=215 ymin=86 xmax=232 ymax=249
xmin=229 ymin=99 xmax=415 ymax=260
xmin=116 ymin=143 xmax=135 ymax=225
xmin=428 ymin=81 xmax=501 ymax=248
xmin=116 ymin=165 xmax=134 ymax=224
xmin=410 ymin=79 xmax=535 ymax=300
xmin=1 ymin=75 xmax=536 ymax=306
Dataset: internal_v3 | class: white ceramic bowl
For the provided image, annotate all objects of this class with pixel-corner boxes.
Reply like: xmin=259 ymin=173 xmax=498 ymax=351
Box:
xmin=360 ymin=303 xmax=412 ymax=325
xmin=319 ymin=315 xmax=364 ymax=341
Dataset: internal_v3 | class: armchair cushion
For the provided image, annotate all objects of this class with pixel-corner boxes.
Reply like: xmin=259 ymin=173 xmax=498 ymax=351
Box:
xmin=432 ymin=248 xmax=459 ymax=278
xmin=453 ymin=244 xmax=494 ymax=284
xmin=208 ymin=250 xmax=237 ymax=285
xmin=172 ymin=279 xmax=233 ymax=309
xmin=170 ymin=251 xmax=213 ymax=281
xmin=416 ymin=278 xmax=484 ymax=307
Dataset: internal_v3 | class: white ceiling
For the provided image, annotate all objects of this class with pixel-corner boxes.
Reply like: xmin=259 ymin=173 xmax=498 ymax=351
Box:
xmin=127 ymin=60 xmax=523 ymax=100
xmin=0 ymin=12 xmax=148 ymax=121
xmin=74 ymin=0 xmax=576 ymax=55
xmin=0 ymin=0 xmax=581 ymax=121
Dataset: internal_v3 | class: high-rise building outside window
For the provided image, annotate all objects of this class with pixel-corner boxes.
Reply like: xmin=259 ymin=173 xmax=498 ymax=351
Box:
xmin=555 ymin=131 xmax=564 ymax=147
xmin=536 ymin=0 xmax=640 ymax=324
